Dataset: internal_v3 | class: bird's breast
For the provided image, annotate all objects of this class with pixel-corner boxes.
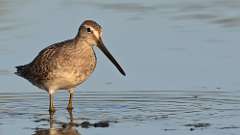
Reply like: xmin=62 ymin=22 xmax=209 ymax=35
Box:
xmin=46 ymin=46 xmax=97 ymax=90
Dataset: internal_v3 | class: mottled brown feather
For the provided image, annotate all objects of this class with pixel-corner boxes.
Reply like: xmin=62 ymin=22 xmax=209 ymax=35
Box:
xmin=16 ymin=38 xmax=96 ymax=91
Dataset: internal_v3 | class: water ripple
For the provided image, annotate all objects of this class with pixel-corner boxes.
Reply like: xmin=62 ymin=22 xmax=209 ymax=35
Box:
xmin=1 ymin=90 xmax=240 ymax=134
xmin=0 ymin=69 xmax=13 ymax=76
xmin=1 ymin=90 xmax=240 ymax=122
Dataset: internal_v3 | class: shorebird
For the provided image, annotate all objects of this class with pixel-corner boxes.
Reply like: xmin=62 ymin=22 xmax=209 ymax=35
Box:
xmin=15 ymin=20 xmax=126 ymax=112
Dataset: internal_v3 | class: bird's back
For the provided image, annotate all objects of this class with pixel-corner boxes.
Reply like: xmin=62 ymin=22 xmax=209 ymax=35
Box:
xmin=15 ymin=39 xmax=97 ymax=90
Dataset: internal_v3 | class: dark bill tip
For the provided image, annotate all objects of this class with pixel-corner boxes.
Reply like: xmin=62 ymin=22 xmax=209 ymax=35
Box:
xmin=97 ymin=39 xmax=126 ymax=76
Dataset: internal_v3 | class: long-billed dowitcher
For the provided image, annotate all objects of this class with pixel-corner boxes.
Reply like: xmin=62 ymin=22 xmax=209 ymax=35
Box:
xmin=15 ymin=20 xmax=126 ymax=112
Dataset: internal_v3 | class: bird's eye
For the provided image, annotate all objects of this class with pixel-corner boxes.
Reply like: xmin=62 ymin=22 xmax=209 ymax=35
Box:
xmin=86 ymin=28 xmax=91 ymax=33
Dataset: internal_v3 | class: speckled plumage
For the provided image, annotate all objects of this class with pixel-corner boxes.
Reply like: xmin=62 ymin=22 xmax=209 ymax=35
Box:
xmin=15 ymin=20 xmax=125 ymax=112
xmin=16 ymin=39 xmax=96 ymax=91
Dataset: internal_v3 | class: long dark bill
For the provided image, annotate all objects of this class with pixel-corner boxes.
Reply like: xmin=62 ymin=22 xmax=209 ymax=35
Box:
xmin=97 ymin=37 xmax=126 ymax=76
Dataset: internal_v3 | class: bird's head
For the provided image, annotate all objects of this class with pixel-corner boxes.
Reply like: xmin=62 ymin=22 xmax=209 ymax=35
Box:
xmin=77 ymin=20 xmax=126 ymax=76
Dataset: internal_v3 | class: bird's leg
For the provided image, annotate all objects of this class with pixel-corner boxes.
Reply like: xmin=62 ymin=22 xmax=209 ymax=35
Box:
xmin=49 ymin=93 xmax=55 ymax=113
xmin=68 ymin=109 xmax=74 ymax=123
xmin=67 ymin=93 xmax=73 ymax=111
xmin=67 ymin=89 xmax=74 ymax=111
xmin=49 ymin=110 xmax=55 ymax=129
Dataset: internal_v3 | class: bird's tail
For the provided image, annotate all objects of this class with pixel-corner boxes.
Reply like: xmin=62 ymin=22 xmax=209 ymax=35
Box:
xmin=15 ymin=65 xmax=27 ymax=77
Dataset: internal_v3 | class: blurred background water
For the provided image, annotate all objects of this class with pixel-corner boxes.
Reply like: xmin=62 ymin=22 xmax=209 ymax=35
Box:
xmin=1 ymin=0 xmax=240 ymax=135
xmin=1 ymin=0 xmax=240 ymax=92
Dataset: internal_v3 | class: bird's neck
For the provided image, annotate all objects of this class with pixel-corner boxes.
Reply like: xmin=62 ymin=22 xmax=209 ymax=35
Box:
xmin=73 ymin=37 xmax=96 ymax=61
xmin=74 ymin=36 xmax=90 ymax=46
xmin=73 ymin=37 xmax=94 ymax=53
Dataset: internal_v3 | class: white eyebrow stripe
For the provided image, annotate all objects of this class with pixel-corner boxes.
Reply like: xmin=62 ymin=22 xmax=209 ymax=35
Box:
xmin=92 ymin=29 xmax=100 ymax=38
xmin=84 ymin=25 xmax=100 ymax=39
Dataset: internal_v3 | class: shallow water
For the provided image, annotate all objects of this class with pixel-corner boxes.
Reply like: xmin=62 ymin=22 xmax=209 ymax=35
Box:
xmin=1 ymin=0 xmax=240 ymax=134
xmin=1 ymin=90 xmax=240 ymax=135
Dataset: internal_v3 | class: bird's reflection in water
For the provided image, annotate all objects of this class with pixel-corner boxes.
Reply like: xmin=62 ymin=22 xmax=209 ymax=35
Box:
xmin=33 ymin=111 xmax=80 ymax=135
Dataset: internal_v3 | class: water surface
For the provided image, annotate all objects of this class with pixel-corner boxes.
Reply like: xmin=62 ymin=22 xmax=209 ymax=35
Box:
xmin=1 ymin=90 xmax=240 ymax=135
xmin=1 ymin=0 xmax=240 ymax=135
